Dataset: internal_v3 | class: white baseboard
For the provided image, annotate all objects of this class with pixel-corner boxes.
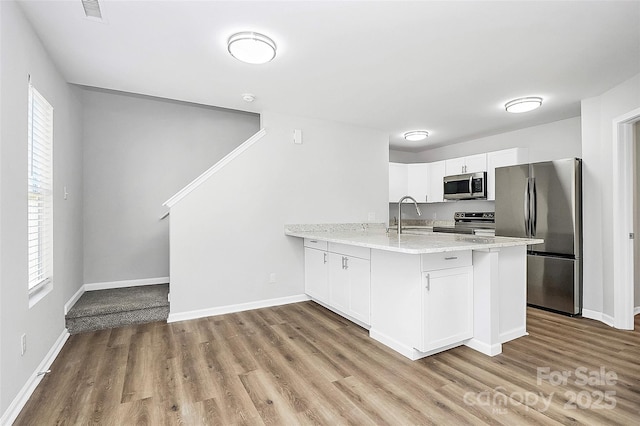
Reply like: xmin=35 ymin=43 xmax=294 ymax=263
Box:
xmin=368 ymin=330 xmax=421 ymax=360
xmin=64 ymin=285 xmax=85 ymax=315
xmin=309 ymin=299 xmax=371 ymax=330
xmin=84 ymin=276 xmax=170 ymax=292
xmin=581 ymin=309 xmax=615 ymax=327
xmin=0 ymin=330 xmax=69 ymax=426
xmin=167 ymin=294 xmax=310 ymax=323
xmin=465 ymin=338 xmax=502 ymax=356
xmin=635 ymin=306 xmax=640 ymax=316
xmin=64 ymin=277 xmax=171 ymax=315
xmin=499 ymin=327 xmax=528 ymax=344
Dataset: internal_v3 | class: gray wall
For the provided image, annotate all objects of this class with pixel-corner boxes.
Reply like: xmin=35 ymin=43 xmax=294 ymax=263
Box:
xmin=1 ymin=0 xmax=83 ymax=415
xmin=81 ymin=88 xmax=260 ymax=285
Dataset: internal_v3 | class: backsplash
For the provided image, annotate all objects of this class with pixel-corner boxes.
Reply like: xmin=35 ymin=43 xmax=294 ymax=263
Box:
xmin=389 ymin=200 xmax=495 ymax=225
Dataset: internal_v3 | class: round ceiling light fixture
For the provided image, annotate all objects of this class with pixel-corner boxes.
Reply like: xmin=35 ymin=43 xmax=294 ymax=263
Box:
xmin=505 ymin=97 xmax=543 ymax=113
xmin=227 ymin=31 xmax=277 ymax=64
xmin=403 ymin=130 xmax=429 ymax=141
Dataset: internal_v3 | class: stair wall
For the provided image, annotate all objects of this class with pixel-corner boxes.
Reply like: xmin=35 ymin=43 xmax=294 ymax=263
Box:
xmin=167 ymin=111 xmax=390 ymax=320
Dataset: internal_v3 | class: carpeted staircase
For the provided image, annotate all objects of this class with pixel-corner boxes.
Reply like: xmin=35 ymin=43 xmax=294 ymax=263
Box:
xmin=65 ymin=284 xmax=170 ymax=334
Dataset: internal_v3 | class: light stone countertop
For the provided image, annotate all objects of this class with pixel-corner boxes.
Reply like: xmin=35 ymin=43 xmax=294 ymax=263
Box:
xmin=284 ymin=223 xmax=543 ymax=255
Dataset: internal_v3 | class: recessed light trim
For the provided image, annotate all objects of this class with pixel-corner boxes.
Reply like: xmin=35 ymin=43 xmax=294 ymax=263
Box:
xmin=403 ymin=130 xmax=429 ymax=141
xmin=227 ymin=32 xmax=277 ymax=64
xmin=505 ymin=97 xmax=543 ymax=113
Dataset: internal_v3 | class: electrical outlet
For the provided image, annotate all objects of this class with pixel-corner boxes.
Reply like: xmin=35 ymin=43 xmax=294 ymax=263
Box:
xmin=21 ymin=334 xmax=26 ymax=356
xmin=293 ymin=129 xmax=302 ymax=144
xmin=269 ymin=273 xmax=277 ymax=284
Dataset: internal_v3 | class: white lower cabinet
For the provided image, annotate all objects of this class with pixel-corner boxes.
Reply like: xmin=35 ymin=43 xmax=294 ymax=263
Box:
xmin=419 ymin=266 xmax=473 ymax=352
xmin=304 ymin=247 xmax=329 ymax=303
xmin=328 ymin=253 xmax=371 ymax=324
xmin=369 ymin=249 xmax=473 ymax=360
xmin=328 ymin=252 xmax=348 ymax=311
xmin=304 ymin=239 xmax=371 ymax=325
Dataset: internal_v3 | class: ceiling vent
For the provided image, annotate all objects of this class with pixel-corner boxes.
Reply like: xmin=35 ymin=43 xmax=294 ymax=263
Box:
xmin=81 ymin=0 xmax=103 ymax=21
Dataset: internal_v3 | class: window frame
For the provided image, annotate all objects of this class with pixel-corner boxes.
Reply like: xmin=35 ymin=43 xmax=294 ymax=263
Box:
xmin=27 ymin=81 xmax=54 ymax=301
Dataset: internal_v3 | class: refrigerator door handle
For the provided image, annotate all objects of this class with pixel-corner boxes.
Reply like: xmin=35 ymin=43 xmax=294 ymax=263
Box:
xmin=531 ymin=178 xmax=537 ymax=236
xmin=524 ymin=179 xmax=530 ymax=236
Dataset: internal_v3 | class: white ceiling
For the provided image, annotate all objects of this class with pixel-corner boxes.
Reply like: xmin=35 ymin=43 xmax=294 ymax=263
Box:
xmin=17 ymin=0 xmax=640 ymax=152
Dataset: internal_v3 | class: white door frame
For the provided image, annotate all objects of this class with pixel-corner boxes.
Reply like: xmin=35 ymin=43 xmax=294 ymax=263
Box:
xmin=612 ymin=107 xmax=640 ymax=330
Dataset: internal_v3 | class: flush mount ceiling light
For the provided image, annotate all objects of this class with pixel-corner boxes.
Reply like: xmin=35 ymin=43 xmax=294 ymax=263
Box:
xmin=403 ymin=130 xmax=429 ymax=141
xmin=227 ymin=32 xmax=277 ymax=64
xmin=505 ymin=97 xmax=543 ymax=113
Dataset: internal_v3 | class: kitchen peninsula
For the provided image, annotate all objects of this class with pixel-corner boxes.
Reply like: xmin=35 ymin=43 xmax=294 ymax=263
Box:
xmin=285 ymin=224 xmax=543 ymax=360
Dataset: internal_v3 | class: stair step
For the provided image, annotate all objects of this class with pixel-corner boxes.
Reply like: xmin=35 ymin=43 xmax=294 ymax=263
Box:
xmin=66 ymin=284 xmax=169 ymax=334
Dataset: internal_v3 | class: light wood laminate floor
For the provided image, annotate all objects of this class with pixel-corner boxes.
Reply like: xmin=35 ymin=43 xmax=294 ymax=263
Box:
xmin=15 ymin=302 xmax=640 ymax=425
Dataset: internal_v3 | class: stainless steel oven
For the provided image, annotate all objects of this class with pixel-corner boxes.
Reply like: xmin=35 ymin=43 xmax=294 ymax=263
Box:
xmin=443 ymin=172 xmax=487 ymax=200
xmin=433 ymin=211 xmax=495 ymax=235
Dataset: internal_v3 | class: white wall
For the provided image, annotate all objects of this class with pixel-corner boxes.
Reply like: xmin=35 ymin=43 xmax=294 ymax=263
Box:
xmin=169 ymin=111 xmax=388 ymax=316
xmin=389 ymin=117 xmax=582 ymax=222
xmin=0 ymin=0 xmax=83 ymax=416
xmin=82 ymin=88 xmax=259 ymax=285
xmin=634 ymin=122 xmax=639 ymax=308
xmin=581 ymin=72 xmax=640 ymax=318
xmin=390 ymin=116 xmax=581 ymax=163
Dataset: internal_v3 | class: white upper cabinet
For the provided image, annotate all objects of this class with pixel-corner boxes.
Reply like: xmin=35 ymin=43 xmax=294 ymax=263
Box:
xmin=407 ymin=163 xmax=429 ymax=203
xmin=445 ymin=153 xmax=487 ymax=175
xmin=390 ymin=149 xmax=528 ymax=204
xmin=444 ymin=157 xmax=466 ymax=175
xmin=389 ymin=163 xmax=408 ymax=202
xmin=464 ymin=154 xmax=488 ymax=173
xmin=389 ymin=161 xmax=447 ymax=204
xmin=486 ymin=148 xmax=529 ymax=200
xmin=427 ymin=161 xmax=446 ymax=203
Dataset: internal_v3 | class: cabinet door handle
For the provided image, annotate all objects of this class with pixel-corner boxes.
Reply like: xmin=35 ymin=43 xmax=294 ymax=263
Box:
xmin=343 ymin=256 xmax=349 ymax=270
xmin=425 ymin=273 xmax=430 ymax=291
xmin=323 ymin=252 xmax=327 ymax=264
xmin=444 ymin=256 xmax=458 ymax=260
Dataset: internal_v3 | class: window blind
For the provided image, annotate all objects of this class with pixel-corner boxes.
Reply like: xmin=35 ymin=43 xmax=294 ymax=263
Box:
xmin=27 ymin=83 xmax=54 ymax=293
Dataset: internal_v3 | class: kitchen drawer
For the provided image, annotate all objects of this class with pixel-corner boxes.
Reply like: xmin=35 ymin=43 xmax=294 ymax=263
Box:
xmin=421 ymin=250 xmax=471 ymax=271
xmin=328 ymin=242 xmax=371 ymax=260
xmin=304 ymin=238 xmax=328 ymax=251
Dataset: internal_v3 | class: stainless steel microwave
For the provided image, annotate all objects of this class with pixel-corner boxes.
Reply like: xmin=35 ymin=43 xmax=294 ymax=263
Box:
xmin=443 ymin=172 xmax=487 ymax=200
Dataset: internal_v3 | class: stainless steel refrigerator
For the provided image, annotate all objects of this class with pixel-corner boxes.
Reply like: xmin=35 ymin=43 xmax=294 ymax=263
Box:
xmin=495 ymin=158 xmax=582 ymax=315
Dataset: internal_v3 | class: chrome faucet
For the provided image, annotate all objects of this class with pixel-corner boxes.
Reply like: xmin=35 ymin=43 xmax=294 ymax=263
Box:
xmin=397 ymin=195 xmax=422 ymax=234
